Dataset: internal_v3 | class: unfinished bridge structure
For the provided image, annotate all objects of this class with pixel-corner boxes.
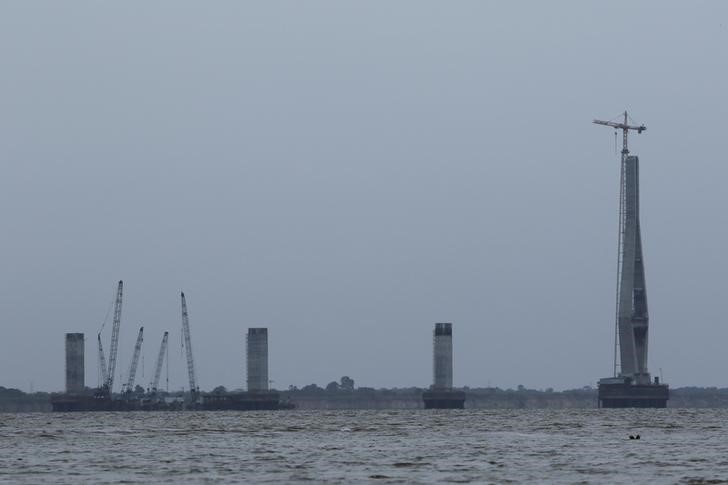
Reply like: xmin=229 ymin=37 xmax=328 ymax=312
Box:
xmin=593 ymin=112 xmax=669 ymax=408
xmin=422 ymin=323 xmax=466 ymax=409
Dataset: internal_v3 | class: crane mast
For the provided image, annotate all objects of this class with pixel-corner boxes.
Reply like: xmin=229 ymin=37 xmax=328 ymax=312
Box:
xmin=151 ymin=331 xmax=169 ymax=392
xmin=593 ymin=111 xmax=647 ymax=377
xmin=105 ymin=280 xmax=124 ymax=393
xmin=97 ymin=333 xmax=108 ymax=386
xmin=125 ymin=326 xmax=144 ymax=392
xmin=180 ymin=292 xmax=198 ymax=394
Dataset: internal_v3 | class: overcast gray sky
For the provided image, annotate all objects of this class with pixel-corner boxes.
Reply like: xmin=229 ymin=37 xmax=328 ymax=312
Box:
xmin=1 ymin=2 xmax=727 ymax=393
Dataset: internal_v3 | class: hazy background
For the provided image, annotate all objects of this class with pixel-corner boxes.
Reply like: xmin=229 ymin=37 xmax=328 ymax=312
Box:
xmin=1 ymin=2 xmax=726 ymax=393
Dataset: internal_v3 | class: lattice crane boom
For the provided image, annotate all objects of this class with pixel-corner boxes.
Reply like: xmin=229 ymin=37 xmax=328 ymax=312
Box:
xmin=97 ymin=333 xmax=108 ymax=386
xmin=151 ymin=331 xmax=169 ymax=392
xmin=105 ymin=280 xmax=124 ymax=392
xmin=180 ymin=292 xmax=198 ymax=393
xmin=125 ymin=326 xmax=144 ymax=391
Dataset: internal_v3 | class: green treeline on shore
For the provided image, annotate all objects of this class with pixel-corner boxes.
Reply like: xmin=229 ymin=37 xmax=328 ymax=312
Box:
xmin=0 ymin=387 xmax=52 ymax=412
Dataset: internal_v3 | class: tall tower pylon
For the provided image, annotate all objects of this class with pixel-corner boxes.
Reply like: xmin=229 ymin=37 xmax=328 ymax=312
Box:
xmin=593 ymin=112 xmax=668 ymax=408
xmin=593 ymin=112 xmax=648 ymax=382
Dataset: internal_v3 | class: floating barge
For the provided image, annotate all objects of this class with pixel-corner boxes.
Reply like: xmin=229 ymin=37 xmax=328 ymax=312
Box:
xmin=202 ymin=391 xmax=292 ymax=411
xmin=422 ymin=390 xmax=466 ymax=409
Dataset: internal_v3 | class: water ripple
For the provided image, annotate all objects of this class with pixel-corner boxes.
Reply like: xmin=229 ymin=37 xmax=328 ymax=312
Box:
xmin=1 ymin=409 xmax=728 ymax=483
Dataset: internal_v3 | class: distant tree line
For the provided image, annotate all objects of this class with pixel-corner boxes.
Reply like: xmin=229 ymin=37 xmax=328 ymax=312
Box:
xmin=287 ymin=376 xmax=357 ymax=394
xmin=6 ymin=383 xmax=728 ymax=410
xmin=0 ymin=386 xmax=52 ymax=412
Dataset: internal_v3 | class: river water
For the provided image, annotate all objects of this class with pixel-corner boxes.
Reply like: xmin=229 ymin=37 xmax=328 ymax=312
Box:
xmin=1 ymin=409 xmax=726 ymax=483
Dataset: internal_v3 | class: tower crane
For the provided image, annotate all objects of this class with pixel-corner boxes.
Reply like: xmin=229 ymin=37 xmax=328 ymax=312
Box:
xmin=150 ymin=331 xmax=169 ymax=392
xmin=180 ymin=292 xmax=198 ymax=396
xmin=125 ymin=326 xmax=144 ymax=392
xmin=105 ymin=280 xmax=124 ymax=393
xmin=97 ymin=333 xmax=108 ymax=387
xmin=593 ymin=111 xmax=646 ymax=161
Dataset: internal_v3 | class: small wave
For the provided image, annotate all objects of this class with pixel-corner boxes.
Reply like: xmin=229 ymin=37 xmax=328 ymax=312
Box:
xmin=680 ymin=478 xmax=728 ymax=484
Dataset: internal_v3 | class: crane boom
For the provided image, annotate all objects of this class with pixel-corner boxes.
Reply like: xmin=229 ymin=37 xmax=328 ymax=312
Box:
xmin=151 ymin=331 xmax=169 ymax=392
xmin=97 ymin=333 xmax=108 ymax=386
xmin=105 ymin=280 xmax=124 ymax=392
xmin=125 ymin=326 xmax=144 ymax=392
xmin=180 ymin=292 xmax=198 ymax=393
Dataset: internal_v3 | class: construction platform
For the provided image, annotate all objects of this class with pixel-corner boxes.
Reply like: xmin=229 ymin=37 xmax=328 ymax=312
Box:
xmin=422 ymin=390 xmax=466 ymax=409
xmin=598 ymin=378 xmax=669 ymax=408
xmin=51 ymin=394 xmax=144 ymax=412
xmin=51 ymin=391 xmax=189 ymax=412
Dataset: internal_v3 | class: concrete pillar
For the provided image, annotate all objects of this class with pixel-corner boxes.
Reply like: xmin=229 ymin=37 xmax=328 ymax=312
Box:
xmin=246 ymin=328 xmax=268 ymax=391
xmin=65 ymin=333 xmax=84 ymax=394
xmin=433 ymin=323 xmax=453 ymax=390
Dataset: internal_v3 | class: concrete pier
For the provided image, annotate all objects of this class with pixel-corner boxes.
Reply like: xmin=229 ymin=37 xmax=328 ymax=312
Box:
xmin=65 ymin=333 xmax=85 ymax=394
xmin=200 ymin=327 xmax=286 ymax=411
xmin=433 ymin=322 xmax=453 ymax=389
xmin=423 ymin=323 xmax=465 ymax=409
xmin=246 ymin=328 xmax=269 ymax=392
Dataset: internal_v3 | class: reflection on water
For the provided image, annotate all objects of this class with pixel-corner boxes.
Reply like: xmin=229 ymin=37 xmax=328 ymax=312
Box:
xmin=1 ymin=409 xmax=727 ymax=483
